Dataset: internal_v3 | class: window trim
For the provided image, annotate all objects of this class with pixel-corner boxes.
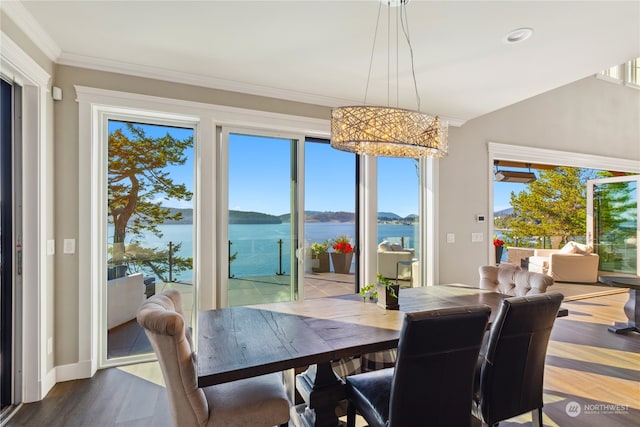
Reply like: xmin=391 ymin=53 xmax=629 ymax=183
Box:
xmin=75 ymin=86 xmax=330 ymax=376
xmin=98 ymin=111 xmax=200 ymax=368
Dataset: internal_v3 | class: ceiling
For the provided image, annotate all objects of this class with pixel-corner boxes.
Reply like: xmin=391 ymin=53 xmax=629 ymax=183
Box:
xmin=4 ymin=1 xmax=639 ymax=124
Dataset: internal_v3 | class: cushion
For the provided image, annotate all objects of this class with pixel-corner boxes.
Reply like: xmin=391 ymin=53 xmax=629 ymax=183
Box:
xmin=559 ymin=241 xmax=593 ymax=255
xmin=378 ymin=241 xmax=390 ymax=252
xmin=389 ymin=243 xmax=403 ymax=251
xmin=559 ymin=242 xmax=578 ymax=254
xmin=573 ymin=242 xmax=593 ymax=254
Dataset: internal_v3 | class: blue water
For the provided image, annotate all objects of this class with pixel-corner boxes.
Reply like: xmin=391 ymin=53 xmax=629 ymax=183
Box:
xmin=109 ymin=222 xmax=417 ymax=282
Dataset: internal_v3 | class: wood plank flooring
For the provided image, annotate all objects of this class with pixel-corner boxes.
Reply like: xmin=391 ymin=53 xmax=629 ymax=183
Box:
xmin=4 ymin=292 xmax=639 ymax=427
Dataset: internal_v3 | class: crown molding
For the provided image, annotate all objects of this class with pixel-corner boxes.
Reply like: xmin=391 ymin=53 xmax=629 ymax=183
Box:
xmin=1 ymin=32 xmax=51 ymax=87
xmin=0 ymin=1 xmax=61 ymax=61
xmin=3 ymin=1 xmax=465 ymax=127
xmin=59 ymin=51 xmax=352 ymax=107
xmin=60 ymin=52 xmax=466 ymax=127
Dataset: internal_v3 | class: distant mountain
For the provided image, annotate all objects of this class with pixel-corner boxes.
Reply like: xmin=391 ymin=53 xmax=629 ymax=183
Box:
xmin=161 ymin=208 xmax=281 ymax=224
xmin=378 ymin=212 xmax=401 ymax=220
xmin=160 ymin=208 xmax=418 ymax=224
xmin=230 ymin=210 xmax=281 ymax=224
xmin=278 ymin=211 xmax=354 ymax=223
xmin=162 ymin=208 xmax=193 ymax=224
xmin=494 ymin=208 xmax=514 ymax=217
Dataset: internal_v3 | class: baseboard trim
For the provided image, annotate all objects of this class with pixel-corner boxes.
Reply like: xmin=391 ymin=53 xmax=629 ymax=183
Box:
xmin=55 ymin=360 xmax=95 ymax=383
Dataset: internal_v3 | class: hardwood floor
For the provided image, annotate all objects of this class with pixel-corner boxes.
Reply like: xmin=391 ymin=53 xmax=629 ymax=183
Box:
xmin=4 ymin=292 xmax=639 ymax=427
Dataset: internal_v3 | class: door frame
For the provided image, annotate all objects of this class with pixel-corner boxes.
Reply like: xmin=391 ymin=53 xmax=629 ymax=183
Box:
xmin=587 ymin=174 xmax=640 ymax=275
xmin=0 ymin=33 xmax=51 ymax=403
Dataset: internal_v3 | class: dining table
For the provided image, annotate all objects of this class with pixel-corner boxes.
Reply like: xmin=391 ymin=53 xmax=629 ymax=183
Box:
xmin=197 ymin=284 xmax=568 ymax=427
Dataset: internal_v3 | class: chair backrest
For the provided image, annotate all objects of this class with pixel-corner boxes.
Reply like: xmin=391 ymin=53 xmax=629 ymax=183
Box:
xmin=479 ymin=264 xmax=554 ymax=296
xmin=477 ymin=292 xmax=563 ymax=425
xmin=137 ymin=290 xmax=208 ymax=427
xmin=389 ymin=305 xmax=491 ymax=427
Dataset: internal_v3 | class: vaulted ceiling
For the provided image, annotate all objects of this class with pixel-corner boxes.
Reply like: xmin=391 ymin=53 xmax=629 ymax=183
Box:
xmin=4 ymin=1 xmax=639 ymax=124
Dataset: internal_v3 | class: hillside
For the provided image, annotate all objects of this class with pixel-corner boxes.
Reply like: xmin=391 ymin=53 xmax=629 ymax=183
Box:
xmin=159 ymin=209 xmax=428 ymax=224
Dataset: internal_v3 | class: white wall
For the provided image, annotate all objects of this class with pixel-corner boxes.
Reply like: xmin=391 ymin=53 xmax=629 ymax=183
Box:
xmin=438 ymin=76 xmax=640 ymax=285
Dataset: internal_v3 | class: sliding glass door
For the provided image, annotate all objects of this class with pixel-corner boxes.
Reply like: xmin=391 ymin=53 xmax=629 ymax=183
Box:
xmin=587 ymin=175 xmax=639 ymax=275
xmin=377 ymin=157 xmax=420 ymax=286
xmin=303 ymin=140 xmax=357 ymax=298
xmin=223 ymin=131 xmax=298 ymax=306
xmin=0 ymin=77 xmax=22 ymax=411
xmin=105 ymin=119 xmax=194 ymax=362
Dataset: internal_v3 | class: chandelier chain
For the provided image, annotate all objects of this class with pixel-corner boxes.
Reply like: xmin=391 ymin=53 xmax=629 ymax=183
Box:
xmin=400 ymin=2 xmax=421 ymax=112
xmin=363 ymin=1 xmax=383 ymax=106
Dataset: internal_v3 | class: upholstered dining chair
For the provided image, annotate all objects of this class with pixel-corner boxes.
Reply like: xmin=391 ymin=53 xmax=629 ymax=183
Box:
xmin=345 ymin=305 xmax=491 ymax=427
xmin=137 ymin=290 xmax=290 ymax=427
xmin=479 ymin=264 xmax=554 ymax=296
xmin=472 ymin=292 xmax=564 ymax=427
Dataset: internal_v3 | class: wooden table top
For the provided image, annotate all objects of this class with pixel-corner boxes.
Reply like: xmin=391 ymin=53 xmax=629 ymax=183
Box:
xmin=599 ymin=275 xmax=640 ymax=289
xmin=197 ymin=285 xmax=567 ymax=388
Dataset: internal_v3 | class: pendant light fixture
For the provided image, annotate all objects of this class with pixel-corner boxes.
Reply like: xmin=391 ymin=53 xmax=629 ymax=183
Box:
xmin=330 ymin=0 xmax=448 ymax=158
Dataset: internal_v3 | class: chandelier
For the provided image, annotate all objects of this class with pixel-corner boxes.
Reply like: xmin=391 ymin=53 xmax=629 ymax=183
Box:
xmin=330 ymin=0 xmax=448 ymax=158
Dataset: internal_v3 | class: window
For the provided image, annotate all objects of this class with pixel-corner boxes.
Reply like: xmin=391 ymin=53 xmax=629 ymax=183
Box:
xmin=106 ymin=119 xmax=195 ymax=362
xmin=627 ymin=58 xmax=640 ymax=87
xmin=600 ymin=64 xmax=623 ymax=81
xmin=377 ymin=157 xmax=420 ymax=286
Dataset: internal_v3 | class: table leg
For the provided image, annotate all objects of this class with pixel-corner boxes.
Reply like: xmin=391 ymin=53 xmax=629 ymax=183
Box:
xmin=293 ymin=362 xmax=345 ymax=427
xmin=608 ymin=288 xmax=640 ymax=334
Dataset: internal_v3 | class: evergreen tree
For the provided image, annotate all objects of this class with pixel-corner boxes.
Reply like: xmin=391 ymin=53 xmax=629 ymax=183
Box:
xmin=108 ymin=122 xmax=193 ymax=282
xmin=504 ymin=167 xmax=598 ymax=248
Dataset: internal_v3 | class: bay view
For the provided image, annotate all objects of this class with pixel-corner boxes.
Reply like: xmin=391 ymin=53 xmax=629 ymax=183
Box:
xmin=108 ymin=211 xmax=418 ymax=283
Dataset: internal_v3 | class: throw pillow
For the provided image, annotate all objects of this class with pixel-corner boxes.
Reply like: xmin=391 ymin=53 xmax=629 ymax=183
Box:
xmin=378 ymin=241 xmax=390 ymax=252
xmin=573 ymin=242 xmax=593 ymax=254
xmin=559 ymin=242 xmax=579 ymax=254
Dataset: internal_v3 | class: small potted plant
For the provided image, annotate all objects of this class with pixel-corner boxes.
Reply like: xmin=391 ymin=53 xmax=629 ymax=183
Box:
xmin=310 ymin=241 xmax=330 ymax=273
xmin=330 ymin=235 xmax=354 ymax=274
xmin=360 ymin=273 xmax=400 ymax=310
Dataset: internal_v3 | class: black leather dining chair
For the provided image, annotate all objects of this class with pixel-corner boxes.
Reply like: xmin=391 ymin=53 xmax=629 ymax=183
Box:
xmin=472 ymin=292 xmax=564 ymax=427
xmin=345 ymin=305 xmax=492 ymax=427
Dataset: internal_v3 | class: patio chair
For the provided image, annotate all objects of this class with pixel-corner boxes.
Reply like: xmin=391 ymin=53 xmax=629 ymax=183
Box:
xmin=137 ymin=290 xmax=290 ymax=427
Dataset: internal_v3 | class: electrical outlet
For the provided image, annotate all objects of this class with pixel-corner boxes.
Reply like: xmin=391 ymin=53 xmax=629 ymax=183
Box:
xmin=471 ymin=233 xmax=484 ymax=242
xmin=446 ymin=233 xmax=455 ymax=243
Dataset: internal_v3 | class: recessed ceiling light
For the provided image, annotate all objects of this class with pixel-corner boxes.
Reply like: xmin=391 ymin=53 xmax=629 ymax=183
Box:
xmin=504 ymin=28 xmax=534 ymax=44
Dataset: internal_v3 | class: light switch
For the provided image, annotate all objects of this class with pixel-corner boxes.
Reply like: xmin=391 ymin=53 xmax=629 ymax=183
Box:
xmin=446 ymin=233 xmax=455 ymax=243
xmin=63 ymin=238 xmax=76 ymax=254
xmin=471 ymin=233 xmax=484 ymax=242
xmin=47 ymin=239 xmax=55 ymax=255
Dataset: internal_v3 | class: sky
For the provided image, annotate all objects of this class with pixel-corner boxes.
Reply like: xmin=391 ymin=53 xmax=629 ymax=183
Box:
xmin=108 ymin=120 xmax=523 ymax=217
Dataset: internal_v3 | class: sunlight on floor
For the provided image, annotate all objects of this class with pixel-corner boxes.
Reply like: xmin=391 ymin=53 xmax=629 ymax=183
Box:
xmin=547 ymin=341 xmax=639 ymax=370
xmin=117 ymin=361 xmax=165 ymax=387
xmin=544 ymin=365 xmax=640 ymax=410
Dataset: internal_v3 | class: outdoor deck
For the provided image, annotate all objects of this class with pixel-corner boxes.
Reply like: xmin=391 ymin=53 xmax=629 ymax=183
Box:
xmin=108 ymin=271 xmax=378 ymax=359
